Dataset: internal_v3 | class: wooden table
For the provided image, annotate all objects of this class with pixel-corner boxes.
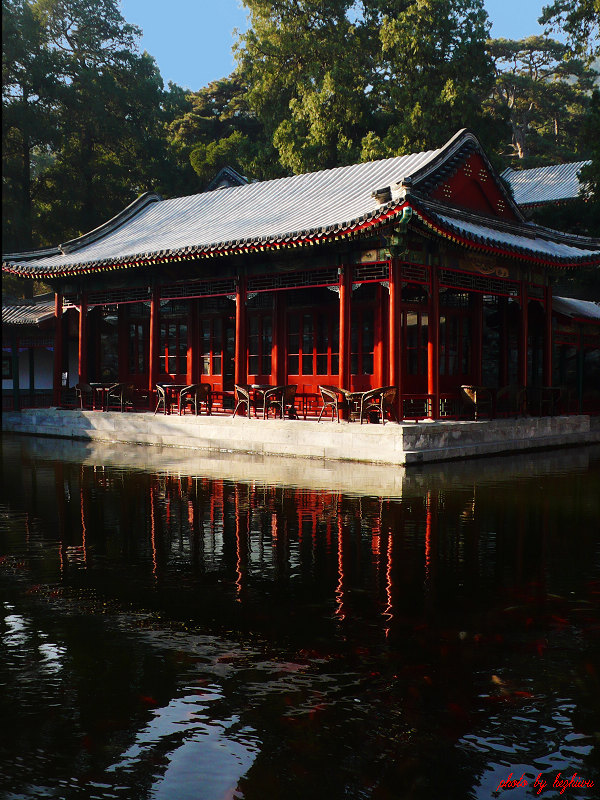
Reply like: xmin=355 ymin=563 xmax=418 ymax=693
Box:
xmin=89 ymin=382 xmax=114 ymax=411
xmin=249 ymin=384 xmax=280 ymax=418
xmin=156 ymin=384 xmax=187 ymax=414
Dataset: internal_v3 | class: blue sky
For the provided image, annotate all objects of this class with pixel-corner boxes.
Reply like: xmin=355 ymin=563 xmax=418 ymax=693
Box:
xmin=120 ymin=0 xmax=549 ymax=92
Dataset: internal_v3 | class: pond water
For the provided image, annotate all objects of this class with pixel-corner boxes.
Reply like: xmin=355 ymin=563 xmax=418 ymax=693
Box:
xmin=1 ymin=434 xmax=599 ymax=800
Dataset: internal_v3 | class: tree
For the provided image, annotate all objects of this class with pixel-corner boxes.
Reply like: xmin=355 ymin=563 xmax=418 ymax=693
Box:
xmin=235 ymin=0 xmax=370 ymax=173
xmin=540 ymin=0 xmax=600 ymax=60
xmin=234 ymin=0 xmax=497 ymax=173
xmin=2 ymin=0 xmax=61 ymax=250
xmin=364 ymin=0 xmax=497 ymax=157
xmin=2 ymin=0 xmax=195 ymax=249
xmin=485 ymin=36 xmax=596 ymax=164
xmin=167 ymin=74 xmax=274 ymax=186
xmin=31 ymin=0 xmax=173 ymax=242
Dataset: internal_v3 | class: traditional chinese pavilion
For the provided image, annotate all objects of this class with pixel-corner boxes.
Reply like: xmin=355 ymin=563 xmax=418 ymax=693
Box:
xmin=3 ymin=129 xmax=599 ymax=418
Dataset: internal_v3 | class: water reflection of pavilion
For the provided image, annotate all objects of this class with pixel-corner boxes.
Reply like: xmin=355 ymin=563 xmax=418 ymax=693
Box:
xmin=5 ymin=435 xmax=598 ymax=643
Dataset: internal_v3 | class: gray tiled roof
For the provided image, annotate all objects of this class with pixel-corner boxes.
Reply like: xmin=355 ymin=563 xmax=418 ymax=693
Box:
xmin=553 ymin=296 xmax=600 ymax=322
xmin=3 ymin=148 xmax=440 ymax=275
xmin=2 ymin=298 xmax=56 ymax=326
xmin=502 ymin=161 xmax=591 ymax=206
xmin=423 ymin=205 xmax=599 ymax=262
xmin=2 ymin=130 xmax=598 ymax=277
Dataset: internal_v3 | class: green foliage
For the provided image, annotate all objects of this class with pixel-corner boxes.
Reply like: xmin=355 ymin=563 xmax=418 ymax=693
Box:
xmin=2 ymin=0 xmax=62 ymax=250
xmin=2 ymin=0 xmax=197 ymax=250
xmin=578 ymin=89 xmax=600 ymax=205
xmin=485 ymin=36 xmax=597 ymax=165
xmin=168 ymin=75 xmax=277 ymax=184
xmin=370 ymin=0 xmax=497 ymax=155
xmin=235 ymin=0 xmax=368 ymax=173
xmin=540 ymin=0 xmax=600 ymax=59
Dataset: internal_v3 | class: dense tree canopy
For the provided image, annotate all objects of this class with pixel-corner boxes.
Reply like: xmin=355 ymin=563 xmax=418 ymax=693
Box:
xmin=486 ymin=36 xmax=595 ymax=163
xmin=540 ymin=0 xmax=600 ymax=59
xmin=2 ymin=0 xmax=599 ymax=266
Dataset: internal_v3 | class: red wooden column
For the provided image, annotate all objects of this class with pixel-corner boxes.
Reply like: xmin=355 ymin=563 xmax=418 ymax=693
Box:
xmin=78 ymin=294 xmax=88 ymax=384
xmin=148 ymin=284 xmax=160 ymax=408
xmin=235 ymin=275 xmax=247 ymax=386
xmin=187 ymin=301 xmax=196 ymax=385
xmin=472 ymin=293 xmax=483 ymax=385
xmin=388 ymin=258 xmax=401 ymax=416
xmin=374 ymin=283 xmax=385 ymax=386
xmin=519 ymin=281 xmax=529 ymax=388
xmin=53 ymin=291 xmax=63 ymax=405
xmin=427 ymin=267 xmax=440 ymax=419
xmin=338 ymin=265 xmax=351 ymax=389
xmin=498 ymin=295 xmax=509 ymax=387
xmin=271 ymin=292 xmax=284 ymax=385
xmin=543 ymin=283 xmax=553 ymax=387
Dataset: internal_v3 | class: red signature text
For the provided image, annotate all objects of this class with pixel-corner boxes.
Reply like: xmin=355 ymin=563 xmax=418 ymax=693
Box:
xmin=496 ymin=771 xmax=594 ymax=795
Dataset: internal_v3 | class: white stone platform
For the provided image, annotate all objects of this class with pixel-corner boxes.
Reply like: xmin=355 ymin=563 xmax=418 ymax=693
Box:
xmin=2 ymin=408 xmax=598 ymax=466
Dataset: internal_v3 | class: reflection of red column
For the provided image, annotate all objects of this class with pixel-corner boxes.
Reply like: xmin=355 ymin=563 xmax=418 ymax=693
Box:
xmin=424 ymin=490 xmax=438 ymax=613
xmin=339 ymin=266 xmax=351 ymax=389
xmin=235 ymin=275 xmax=247 ymax=386
xmin=53 ymin=292 xmax=63 ymax=405
xmin=55 ymin=461 xmax=66 ymax=575
xmin=384 ymin=527 xmax=393 ymax=636
xmin=543 ymin=284 xmax=552 ymax=387
xmin=148 ymin=284 xmax=160 ymax=408
xmin=80 ymin=468 xmax=88 ymax=567
xmin=150 ymin=481 xmax=158 ymax=581
xmin=519 ymin=282 xmax=528 ymax=388
xmin=335 ymin=513 xmax=346 ymax=621
xmin=234 ymin=485 xmax=248 ymax=601
xmin=78 ymin=295 xmax=88 ymax=384
xmin=427 ymin=268 xmax=439 ymax=419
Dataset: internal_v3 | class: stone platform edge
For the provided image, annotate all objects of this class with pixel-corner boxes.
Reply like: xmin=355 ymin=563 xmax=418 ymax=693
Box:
xmin=2 ymin=409 xmax=598 ymax=466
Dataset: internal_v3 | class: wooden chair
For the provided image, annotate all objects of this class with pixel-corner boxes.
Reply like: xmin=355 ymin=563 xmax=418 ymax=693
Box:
xmin=75 ymin=382 xmax=93 ymax=410
xmin=360 ymin=386 xmax=398 ymax=424
xmin=105 ymin=383 xmax=129 ymax=412
xmin=460 ymin=385 xmax=494 ymax=420
xmin=265 ymin=384 xmax=298 ymax=419
xmin=317 ymin=385 xmax=349 ymax=423
xmin=233 ymin=384 xmax=252 ymax=417
xmin=179 ymin=383 xmax=212 ymax=415
xmin=495 ymin=385 xmax=526 ymax=417
xmin=526 ymin=386 xmax=563 ymax=416
xmin=154 ymin=384 xmax=168 ymax=414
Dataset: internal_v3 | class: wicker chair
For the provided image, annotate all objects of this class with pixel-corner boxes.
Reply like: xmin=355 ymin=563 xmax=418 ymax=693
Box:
xmin=526 ymin=385 xmax=562 ymax=417
xmin=317 ymin=385 xmax=349 ymax=423
xmin=154 ymin=384 xmax=168 ymax=414
xmin=360 ymin=386 xmax=398 ymax=424
xmin=179 ymin=383 xmax=212 ymax=415
xmin=105 ymin=383 xmax=129 ymax=412
xmin=75 ymin=382 xmax=93 ymax=410
xmin=233 ymin=384 xmax=252 ymax=417
xmin=495 ymin=384 xmax=526 ymax=417
xmin=265 ymin=384 xmax=298 ymax=419
xmin=460 ymin=385 xmax=494 ymax=420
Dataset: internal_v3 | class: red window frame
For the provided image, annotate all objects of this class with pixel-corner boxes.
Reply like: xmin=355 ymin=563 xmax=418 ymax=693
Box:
xmin=247 ymin=311 xmax=273 ymax=381
xmin=350 ymin=306 xmax=375 ymax=380
xmin=286 ymin=309 xmax=339 ymax=392
xmin=159 ymin=319 xmax=188 ymax=379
